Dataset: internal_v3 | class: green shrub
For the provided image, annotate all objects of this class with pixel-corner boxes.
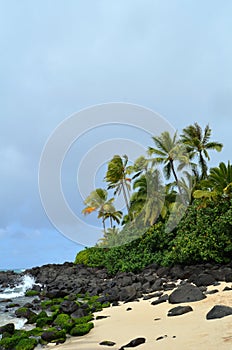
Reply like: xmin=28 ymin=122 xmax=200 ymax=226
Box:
xmin=164 ymin=199 xmax=232 ymax=265
xmin=75 ymin=199 xmax=232 ymax=273
xmin=74 ymin=248 xmax=91 ymax=265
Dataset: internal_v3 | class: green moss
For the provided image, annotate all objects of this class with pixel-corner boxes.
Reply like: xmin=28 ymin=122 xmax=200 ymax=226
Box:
xmin=102 ymin=302 xmax=111 ymax=308
xmin=27 ymin=328 xmax=43 ymax=337
xmin=73 ymin=315 xmax=93 ymax=324
xmin=25 ymin=290 xmax=39 ymax=297
xmin=50 ymin=305 xmax=60 ymax=312
xmin=36 ymin=317 xmax=53 ymax=328
xmin=53 ymin=314 xmax=74 ymax=332
xmin=15 ymin=307 xmax=37 ymax=324
xmin=70 ymin=322 xmax=94 ymax=336
xmin=0 ymin=334 xmax=27 ymax=349
xmin=89 ymin=301 xmax=103 ymax=312
xmin=15 ymin=338 xmax=38 ymax=350
xmin=37 ymin=311 xmax=48 ymax=319
xmin=41 ymin=300 xmax=53 ymax=309
xmin=41 ymin=328 xmax=66 ymax=343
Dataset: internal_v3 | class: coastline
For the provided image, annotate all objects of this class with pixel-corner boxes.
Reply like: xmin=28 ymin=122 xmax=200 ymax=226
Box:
xmin=45 ymin=282 xmax=232 ymax=350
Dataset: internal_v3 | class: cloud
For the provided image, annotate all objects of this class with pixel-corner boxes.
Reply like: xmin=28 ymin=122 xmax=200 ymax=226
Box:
xmin=0 ymin=0 xmax=231 ymax=268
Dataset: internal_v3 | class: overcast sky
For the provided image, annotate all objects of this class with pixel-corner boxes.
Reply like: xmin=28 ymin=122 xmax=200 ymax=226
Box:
xmin=1 ymin=0 xmax=232 ymax=269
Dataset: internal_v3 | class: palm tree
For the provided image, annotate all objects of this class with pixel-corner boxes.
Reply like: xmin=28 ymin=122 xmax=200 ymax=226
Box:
xmin=180 ymin=123 xmax=223 ymax=179
xmin=98 ymin=227 xmax=120 ymax=247
xmin=128 ymin=169 xmax=165 ymax=226
xmin=194 ymin=161 xmax=232 ymax=201
xmin=147 ymin=131 xmax=189 ymax=196
xmin=82 ymin=188 xmax=119 ymax=231
xmin=103 ymin=209 xmax=123 ymax=228
xmin=105 ymin=155 xmax=131 ymax=213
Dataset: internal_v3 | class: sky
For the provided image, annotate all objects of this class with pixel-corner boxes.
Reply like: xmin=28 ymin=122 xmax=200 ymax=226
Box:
xmin=1 ymin=0 xmax=232 ymax=269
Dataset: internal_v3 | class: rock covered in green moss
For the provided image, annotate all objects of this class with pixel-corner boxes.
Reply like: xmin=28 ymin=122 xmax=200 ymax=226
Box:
xmin=0 ymin=323 xmax=15 ymax=335
xmin=25 ymin=290 xmax=39 ymax=297
xmin=41 ymin=328 xmax=66 ymax=343
xmin=15 ymin=338 xmax=38 ymax=350
xmin=15 ymin=307 xmax=37 ymax=324
xmin=69 ymin=322 xmax=94 ymax=336
xmin=53 ymin=313 xmax=74 ymax=332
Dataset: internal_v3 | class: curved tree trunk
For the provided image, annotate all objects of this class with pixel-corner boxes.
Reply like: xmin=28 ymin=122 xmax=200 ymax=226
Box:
xmin=170 ymin=160 xmax=184 ymax=202
xmin=199 ymin=150 xmax=207 ymax=179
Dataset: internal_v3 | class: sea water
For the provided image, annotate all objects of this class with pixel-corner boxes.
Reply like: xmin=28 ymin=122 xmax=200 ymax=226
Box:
xmin=0 ymin=272 xmax=36 ymax=329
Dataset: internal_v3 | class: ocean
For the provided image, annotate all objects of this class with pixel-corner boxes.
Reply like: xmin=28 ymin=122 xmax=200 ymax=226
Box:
xmin=0 ymin=270 xmax=37 ymax=329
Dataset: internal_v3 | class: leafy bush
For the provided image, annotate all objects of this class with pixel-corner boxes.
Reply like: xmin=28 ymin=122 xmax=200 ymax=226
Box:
xmin=164 ymin=199 xmax=232 ymax=265
xmin=75 ymin=199 xmax=232 ymax=274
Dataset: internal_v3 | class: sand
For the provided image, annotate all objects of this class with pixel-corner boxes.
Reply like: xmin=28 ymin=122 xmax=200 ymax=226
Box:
xmin=46 ymin=282 xmax=232 ymax=350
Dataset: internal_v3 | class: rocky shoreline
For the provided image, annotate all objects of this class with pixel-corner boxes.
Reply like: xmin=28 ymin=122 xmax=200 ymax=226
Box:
xmin=1 ymin=262 xmax=232 ymax=349
xmin=25 ymin=261 xmax=232 ymax=301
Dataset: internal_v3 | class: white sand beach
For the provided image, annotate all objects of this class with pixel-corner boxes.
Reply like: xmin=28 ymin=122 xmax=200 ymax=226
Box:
xmin=46 ymin=282 xmax=232 ymax=350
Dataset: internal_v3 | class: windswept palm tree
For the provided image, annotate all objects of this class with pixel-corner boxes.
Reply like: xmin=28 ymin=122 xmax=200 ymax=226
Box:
xmin=105 ymin=155 xmax=131 ymax=213
xmin=147 ymin=131 xmax=189 ymax=196
xmin=82 ymin=188 xmax=121 ymax=231
xmin=180 ymin=123 xmax=223 ymax=179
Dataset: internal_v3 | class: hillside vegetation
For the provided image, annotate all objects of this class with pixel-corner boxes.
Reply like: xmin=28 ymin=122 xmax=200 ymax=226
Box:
xmin=75 ymin=123 xmax=232 ymax=274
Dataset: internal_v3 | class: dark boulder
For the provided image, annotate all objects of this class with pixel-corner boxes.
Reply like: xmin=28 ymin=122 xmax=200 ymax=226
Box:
xmin=0 ymin=323 xmax=15 ymax=335
xmin=169 ymin=283 xmax=206 ymax=304
xmin=99 ymin=340 xmax=116 ymax=346
xmin=71 ymin=308 xmax=88 ymax=319
xmin=168 ymin=305 xmax=193 ymax=317
xmin=119 ymin=285 xmax=137 ymax=302
xmin=119 ymin=337 xmax=146 ymax=349
xmin=189 ymin=273 xmax=216 ymax=287
xmin=206 ymin=305 xmax=232 ymax=320
xmin=41 ymin=329 xmax=66 ymax=343
xmin=44 ymin=289 xmax=69 ymax=299
xmin=15 ymin=307 xmax=37 ymax=323
xmin=59 ymin=300 xmax=79 ymax=314
xmin=150 ymin=278 xmax=163 ymax=291
xmin=151 ymin=294 xmax=168 ymax=305
xmin=163 ymin=282 xmax=176 ymax=291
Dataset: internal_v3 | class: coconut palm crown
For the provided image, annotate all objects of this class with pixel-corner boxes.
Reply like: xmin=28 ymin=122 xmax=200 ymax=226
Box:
xmin=180 ymin=123 xmax=223 ymax=179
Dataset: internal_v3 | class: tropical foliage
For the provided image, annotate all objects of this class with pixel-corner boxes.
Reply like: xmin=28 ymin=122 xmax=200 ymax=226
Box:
xmin=82 ymin=188 xmax=122 ymax=232
xmin=76 ymin=122 xmax=231 ymax=274
xmin=181 ymin=123 xmax=223 ymax=179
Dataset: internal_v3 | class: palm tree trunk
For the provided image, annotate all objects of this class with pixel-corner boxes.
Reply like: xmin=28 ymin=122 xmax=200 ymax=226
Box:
xmin=170 ymin=160 xmax=184 ymax=201
xmin=102 ymin=217 xmax=106 ymax=232
xmin=199 ymin=150 xmax=207 ymax=179
xmin=121 ymin=180 xmax=130 ymax=213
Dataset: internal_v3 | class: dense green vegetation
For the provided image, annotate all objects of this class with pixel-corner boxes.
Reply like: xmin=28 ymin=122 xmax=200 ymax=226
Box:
xmin=75 ymin=123 xmax=232 ymax=274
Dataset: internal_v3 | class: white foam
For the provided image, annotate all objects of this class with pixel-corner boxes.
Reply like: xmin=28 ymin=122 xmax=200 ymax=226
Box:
xmin=0 ymin=275 xmax=36 ymax=299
